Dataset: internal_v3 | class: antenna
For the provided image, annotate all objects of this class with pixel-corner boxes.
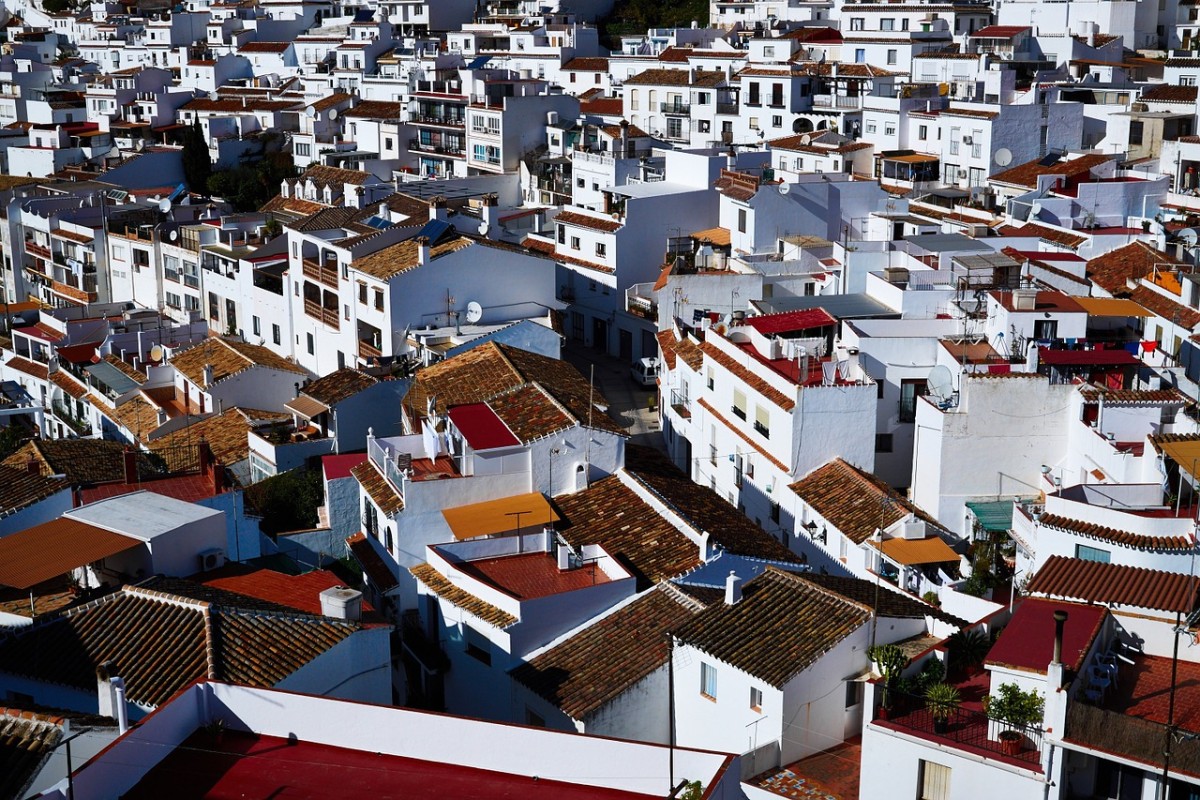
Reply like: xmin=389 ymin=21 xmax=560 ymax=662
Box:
xmin=464 ymin=301 xmax=483 ymax=324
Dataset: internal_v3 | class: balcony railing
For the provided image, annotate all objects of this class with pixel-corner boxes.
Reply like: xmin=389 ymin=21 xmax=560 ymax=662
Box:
xmin=813 ymin=94 xmax=863 ymax=109
xmin=411 ymin=113 xmax=464 ymax=127
xmin=358 ymin=339 xmax=382 ymax=360
xmin=670 ymin=389 xmax=691 ymax=419
xmin=304 ymin=298 xmax=340 ymax=330
xmin=51 ymin=400 xmax=91 ymax=435
xmin=716 ymin=102 xmax=738 ymax=114
xmin=25 ymin=241 xmax=51 ymax=260
xmin=302 ymin=257 xmax=339 ymax=288
xmin=660 ymin=101 xmax=690 ymax=115
xmin=626 ymin=295 xmax=657 ymax=320
xmin=409 ymin=138 xmax=465 ymax=156
xmin=368 ymin=437 xmax=407 ymax=504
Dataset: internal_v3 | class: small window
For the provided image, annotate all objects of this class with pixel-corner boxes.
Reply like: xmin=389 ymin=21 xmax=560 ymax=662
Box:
xmin=1075 ymin=544 xmax=1111 ymax=563
xmin=875 ymin=433 xmax=894 ymax=453
xmin=706 ymin=367 xmax=715 ymax=391
xmin=306 ymin=332 xmax=314 ymax=355
xmin=750 ymin=686 xmax=763 ymax=711
xmin=465 ymin=624 xmax=492 ymax=665
xmin=732 ymin=388 xmax=747 ymax=420
xmin=754 ymin=405 xmax=770 ymax=439
xmin=918 ymin=761 xmax=952 ymax=800
xmin=738 ymin=208 xmax=747 ymax=233
xmin=700 ymin=662 xmax=718 ymax=699
xmin=525 ymin=708 xmax=546 ymax=726
xmin=374 ymin=289 xmax=383 ymax=311
xmin=272 ymin=324 xmax=281 ymax=346
xmin=570 ymin=236 xmax=580 ymax=250
xmin=252 ymin=316 xmax=261 ymax=336
xmin=596 ymin=242 xmax=607 ymax=257
xmin=358 ymin=283 xmax=367 ymax=304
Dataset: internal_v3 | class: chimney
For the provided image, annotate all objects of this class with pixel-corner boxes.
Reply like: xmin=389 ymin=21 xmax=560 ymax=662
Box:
xmin=619 ymin=119 xmax=629 ymax=157
xmin=415 ymin=236 xmax=430 ymax=265
xmin=428 ymin=196 xmax=449 ymax=223
xmin=122 ymin=447 xmax=138 ymax=483
xmin=96 ymin=661 xmax=129 ymax=732
xmin=1051 ymin=610 xmax=1068 ymax=666
xmin=319 ymin=586 xmax=363 ymax=621
xmin=202 ymin=363 xmax=214 ymax=388
xmin=699 ymin=530 xmax=711 ymax=561
xmin=725 ymin=570 xmax=742 ymax=605
xmin=557 ymin=543 xmax=572 ymax=570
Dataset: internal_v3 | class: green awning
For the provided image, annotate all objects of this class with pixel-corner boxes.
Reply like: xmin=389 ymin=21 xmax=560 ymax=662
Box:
xmin=966 ymin=500 xmax=1014 ymax=532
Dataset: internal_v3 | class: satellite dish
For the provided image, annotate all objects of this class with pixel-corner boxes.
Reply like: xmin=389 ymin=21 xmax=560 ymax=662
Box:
xmin=778 ymin=182 xmax=791 ymax=195
xmin=169 ymin=229 xmax=178 ymax=241
xmin=994 ymin=147 xmax=1013 ymax=167
xmin=158 ymin=198 xmax=171 ymax=214
xmin=928 ymin=365 xmax=954 ymax=401
xmin=800 ymin=134 xmax=811 ymax=145
xmin=1179 ymin=227 xmax=1199 ymax=246
xmin=464 ymin=301 xmax=483 ymax=324
xmin=477 ymin=221 xmax=489 ymax=236
xmin=305 ymin=105 xmax=316 ymax=118
xmin=328 ymin=108 xmax=338 ymax=120
xmin=150 ymin=345 xmax=164 ymax=362
xmin=1030 ymin=202 xmax=1043 ymax=219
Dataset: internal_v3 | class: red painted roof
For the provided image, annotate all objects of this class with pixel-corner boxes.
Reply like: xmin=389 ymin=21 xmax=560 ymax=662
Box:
xmin=743 ymin=309 xmax=837 ymax=335
xmin=12 ymin=325 xmax=62 ymax=343
xmin=455 ymin=552 xmax=611 ymax=601
xmin=124 ymin=731 xmax=660 ymax=800
xmin=323 ymin=452 xmax=367 ymax=481
xmin=986 ymin=598 xmax=1107 ymax=674
xmin=53 ymin=343 xmax=99 ymax=364
xmin=1038 ymin=347 xmax=1139 ymax=367
xmin=970 ymin=25 xmax=1031 ymax=38
xmin=198 ymin=566 xmax=377 ymax=618
xmin=448 ymin=402 xmax=520 ymax=450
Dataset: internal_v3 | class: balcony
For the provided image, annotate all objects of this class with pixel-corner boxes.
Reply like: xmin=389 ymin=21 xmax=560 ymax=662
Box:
xmin=304 ymin=298 xmax=340 ymax=330
xmin=358 ymin=339 xmax=382 ymax=360
xmin=716 ymin=102 xmax=738 ymax=115
xmin=813 ymin=94 xmax=862 ymax=110
xmin=660 ymin=101 xmax=691 ymax=116
xmin=411 ymin=113 xmax=465 ymax=128
xmin=51 ymin=400 xmax=91 ymax=436
xmin=409 ymin=138 xmax=464 ymax=157
xmin=25 ymin=241 xmax=51 ymax=261
xmin=626 ymin=293 xmax=657 ymax=321
xmin=670 ymin=389 xmax=691 ymax=419
xmin=302 ymin=257 xmax=339 ymax=288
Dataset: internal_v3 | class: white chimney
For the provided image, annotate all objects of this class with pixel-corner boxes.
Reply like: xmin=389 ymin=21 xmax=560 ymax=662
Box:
xmin=557 ymin=543 xmax=572 ymax=570
xmin=96 ymin=661 xmax=128 ymax=731
xmin=319 ymin=586 xmax=363 ymax=621
xmin=699 ymin=530 xmax=711 ymax=561
xmin=202 ymin=363 xmax=214 ymax=388
xmin=112 ymin=677 xmax=130 ymax=734
xmin=724 ymin=570 xmax=742 ymax=605
xmin=415 ymin=236 xmax=430 ymax=265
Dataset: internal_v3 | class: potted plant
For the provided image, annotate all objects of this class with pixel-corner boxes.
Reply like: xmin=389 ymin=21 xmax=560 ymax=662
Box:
xmin=869 ymin=644 xmax=908 ymax=717
xmin=946 ymin=628 xmax=989 ymax=679
xmin=925 ymin=683 xmax=962 ymax=734
xmin=985 ymin=682 xmax=1044 ymax=756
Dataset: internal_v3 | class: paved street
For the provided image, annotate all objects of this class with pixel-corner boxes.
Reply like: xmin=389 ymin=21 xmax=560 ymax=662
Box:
xmin=563 ymin=342 xmax=666 ymax=453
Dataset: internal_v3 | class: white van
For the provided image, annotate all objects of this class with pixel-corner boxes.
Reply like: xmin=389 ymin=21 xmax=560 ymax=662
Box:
xmin=631 ymin=357 xmax=659 ymax=387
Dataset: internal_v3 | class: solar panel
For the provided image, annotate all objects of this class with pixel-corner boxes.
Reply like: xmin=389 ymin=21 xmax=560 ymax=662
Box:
xmin=417 ymin=218 xmax=453 ymax=244
xmin=466 ymin=55 xmax=492 ymax=70
xmin=361 ymin=215 xmax=392 ymax=230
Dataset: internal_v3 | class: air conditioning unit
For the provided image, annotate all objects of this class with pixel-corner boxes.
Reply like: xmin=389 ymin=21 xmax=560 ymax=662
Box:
xmin=962 ymin=136 xmax=973 ymax=145
xmin=197 ymin=547 xmax=226 ymax=572
xmin=957 ymin=169 xmax=968 ymax=178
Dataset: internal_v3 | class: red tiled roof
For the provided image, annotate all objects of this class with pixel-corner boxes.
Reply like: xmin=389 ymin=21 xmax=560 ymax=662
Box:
xmin=986 ymin=598 xmax=1106 ymax=675
xmin=1141 ymin=84 xmax=1199 ymax=103
xmin=998 ymin=222 xmax=1087 ymax=249
xmin=556 ymin=210 xmax=622 ymax=232
xmin=701 ymin=341 xmax=795 ymax=410
xmin=1130 ymin=284 xmax=1200 ymax=329
xmin=197 ymin=565 xmax=377 ymax=618
xmin=1087 ymin=241 xmax=1183 ymax=296
xmin=512 ymin=585 xmax=703 ymax=719
xmin=5 ymin=357 xmax=48 ymax=380
xmin=672 ymin=567 xmax=870 ymax=688
xmin=1035 ymin=512 xmax=1194 ymax=552
xmin=448 ymin=402 xmax=520 ymax=450
xmin=1028 ymin=555 xmax=1199 ymax=614
xmin=453 ymin=551 xmax=611 ymax=601
xmin=410 ymin=562 xmax=517 ymax=628
xmin=351 ymin=462 xmax=403 ymax=516
xmin=789 ymin=459 xmax=938 ymax=544
xmin=990 ymin=153 xmax=1113 ymax=190
xmin=744 ymin=309 xmax=837 ymax=335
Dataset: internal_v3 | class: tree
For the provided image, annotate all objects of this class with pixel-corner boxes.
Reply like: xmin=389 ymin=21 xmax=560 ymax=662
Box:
xmin=182 ymin=119 xmax=212 ymax=193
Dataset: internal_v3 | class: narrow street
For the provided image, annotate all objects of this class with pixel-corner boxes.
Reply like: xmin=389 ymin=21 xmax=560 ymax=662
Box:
xmin=562 ymin=342 xmax=667 ymax=453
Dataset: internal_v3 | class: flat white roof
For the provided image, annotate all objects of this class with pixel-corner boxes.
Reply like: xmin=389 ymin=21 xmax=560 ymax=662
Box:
xmin=66 ymin=490 xmax=222 ymax=541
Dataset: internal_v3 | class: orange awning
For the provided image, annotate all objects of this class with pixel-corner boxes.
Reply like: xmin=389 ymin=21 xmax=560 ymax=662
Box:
xmin=441 ymin=492 xmax=560 ymax=540
xmin=1072 ymin=297 xmax=1152 ymax=318
xmin=0 ymin=518 xmax=139 ymax=589
xmin=690 ymin=226 xmax=731 ymax=247
xmin=870 ymin=535 xmax=959 ymax=566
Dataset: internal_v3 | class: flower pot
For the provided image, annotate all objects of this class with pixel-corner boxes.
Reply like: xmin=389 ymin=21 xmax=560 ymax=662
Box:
xmin=998 ymin=731 xmax=1023 ymax=756
xmin=933 ymin=717 xmax=949 ymax=734
xmin=877 ymin=706 xmax=891 ymax=721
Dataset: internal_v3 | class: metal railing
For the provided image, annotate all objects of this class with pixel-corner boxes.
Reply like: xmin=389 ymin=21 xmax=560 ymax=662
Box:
xmin=660 ymin=101 xmax=690 ymax=115
xmin=877 ymin=691 xmax=1045 ymax=769
xmin=813 ymin=94 xmax=862 ymax=109
xmin=368 ymin=437 xmax=408 ymax=502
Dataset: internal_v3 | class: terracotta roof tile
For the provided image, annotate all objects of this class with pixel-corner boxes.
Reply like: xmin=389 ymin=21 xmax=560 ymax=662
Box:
xmin=1078 ymin=384 xmax=1186 ymax=404
xmin=555 ymin=475 xmax=702 ymax=588
xmin=999 ymin=222 xmax=1087 ymax=249
xmin=351 ymin=235 xmax=474 ymax=281
xmin=171 ymin=337 xmax=305 ymax=388
xmin=1086 ymin=241 xmax=1182 ymax=296
xmin=700 ymin=341 xmax=795 ymax=410
xmin=5 ymin=357 xmax=48 ymax=381
xmin=672 ymin=568 xmax=870 ymax=688
xmin=789 ymin=459 xmax=938 ymax=544
xmin=0 ymin=583 xmax=358 ymax=707
xmin=624 ymin=445 xmax=798 ymax=562
xmin=239 ymin=40 xmax=291 ymax=53
xmin=302 ymin=368 xmax=377 ymax=405
xmin=563 ymin=57 xmax=609 ymax=71
xmin=1036 ymin=512 xmax=1194 ymax=552
xmin=351 ymin=461 xmax=403 ymax=516
xmin=90 ymin=395 xmax=162 ymax=441
xmin=1141 ymin=84 xmax=1199 ymax=103
xmin=487 ymin=383 xmax=575 ymax=442
xmin=299 ymin=164 xmax=372 ymax=187
xmin=1028 ymin=554 xmax=1199 ymax=613
xmin=2 ymin=439 xmax=158 ymax=485
xmin=990 ymin=153 xmax=1114 ymax=190
xmin=511 ymin=585 xmax=703 ymax=719
xmin=102 ymin=354 xmax=147 ymax=384
xmin=0 ymin=708 xmax=63 ymax=800
xmin=49 ymin=369 xmax=88 ymax=399
xmin=151 ymin=407 xmax=290 ymax=467
xmin=410 ymin=562 xmax=517 ymax=628
xmin=1130 ymin=284 xmax=1200 ymax=328
xmin=697 ymin=399 xmax=789 ymax=473
xmin=623 ymin=68 xmax=728 ymax=87
xmin=0 ymin=463 xmax=67 ymax=515
xmin=556 ymin=210 xmax=622 ymax=232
